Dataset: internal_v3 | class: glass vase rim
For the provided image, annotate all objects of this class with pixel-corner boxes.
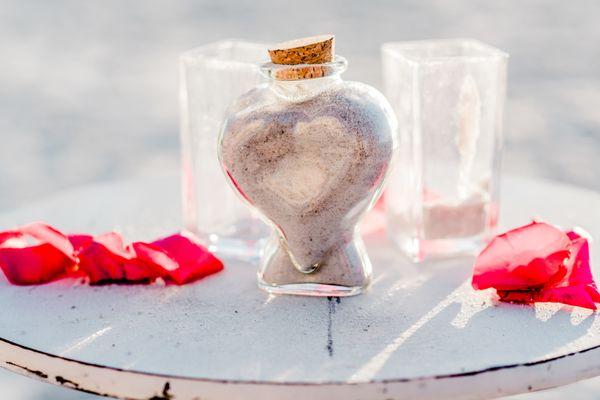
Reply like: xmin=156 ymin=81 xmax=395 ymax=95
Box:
xmin=180 ymin=39 xmax=271 ymax=68
xmin=382 ymin=39 xmax=509 ymax=64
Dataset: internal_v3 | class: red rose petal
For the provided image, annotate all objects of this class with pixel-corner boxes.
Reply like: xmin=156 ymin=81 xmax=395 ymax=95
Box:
xmin=94 ymin=232 xmax=132 ymax=259
xmin=496 ymin=290 xmax=536 ymax=304
xmin=152 ymin=233 xmax=224 ymax=284
xmin=0 ymin=223 xmax=223 ymax=286
xmin=534 ymin=230 xmax=600 ymax=310
xmin=128 ymin=241 xmax=176 ymax=281
xmin=0 ymin=231 xmax=23 ymax=245
xmin=19 ymin=222 xmax=76 ymax=262
xmin=78 ymin=240 xmax=125 ymax=283
xmin=68 ymin=234 xmax=94 ymax=253
xmin=536 ymin=286 xmax=598 ymax=310
xmin=0 ymin=243 xmax=73 ymax=285
xmin=472 ymin=222 xmax=571 ymax=291
xmin=562 ymin=231 xmax=595 ymax=287
xmin=0 ymin=224 xmax=76 ymax=285
xmin=473 ymin=222 xmax=599 ymax=310
xmin=586 ymin=285 xmax=600 ymax=303
xmin=498 ymin=287 xmax=598 ymax=310
xmin=76 ymin=232 xmax=224 ymax=285
xmin=131 ymin=242 xmax=178 ymax=273
xmin=120 ymin=257 xmax=162 ymax=282
xmin=78 ymin=233 xmax=165 ymax=284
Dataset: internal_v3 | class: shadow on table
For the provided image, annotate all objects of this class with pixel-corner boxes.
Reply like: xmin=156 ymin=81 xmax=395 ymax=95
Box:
xmin=325 ymin=233 xmax=598 ymax=382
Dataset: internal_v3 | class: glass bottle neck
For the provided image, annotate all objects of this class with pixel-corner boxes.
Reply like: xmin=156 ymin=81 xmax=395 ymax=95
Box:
xmin=268 ymin=74 xmax=342 ymax=102
xmin=260 ymin=55 xmax=348 ymax=102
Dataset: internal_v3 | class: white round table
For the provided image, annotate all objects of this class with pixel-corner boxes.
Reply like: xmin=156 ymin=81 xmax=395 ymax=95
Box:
xmin=0 ymin=175 xmax=599 ymax=400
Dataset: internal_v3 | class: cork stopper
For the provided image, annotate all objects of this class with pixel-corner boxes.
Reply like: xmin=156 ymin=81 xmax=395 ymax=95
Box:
xmin=267 ymin=34 xmax=335 ymax=80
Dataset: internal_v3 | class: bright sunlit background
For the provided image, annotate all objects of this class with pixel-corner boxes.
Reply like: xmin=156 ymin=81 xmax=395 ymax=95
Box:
xmin=1 ymin=1 xmax=599 ymax=398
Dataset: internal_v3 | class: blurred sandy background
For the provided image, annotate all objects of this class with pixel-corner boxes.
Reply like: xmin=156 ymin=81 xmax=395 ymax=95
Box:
xmin=1 ymin=0 xmax=599 ymax=398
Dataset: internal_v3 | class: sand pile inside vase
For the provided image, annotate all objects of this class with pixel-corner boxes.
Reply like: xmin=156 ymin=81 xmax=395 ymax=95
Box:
xmin=422 ymin=189 xmax=490 ymax=240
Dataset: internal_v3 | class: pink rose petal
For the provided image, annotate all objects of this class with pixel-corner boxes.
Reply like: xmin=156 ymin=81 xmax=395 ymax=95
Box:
xmin=472 ymin=221 xmax=571 ymax=291
xmin=473 ymin=222 xmax=599 ymax=310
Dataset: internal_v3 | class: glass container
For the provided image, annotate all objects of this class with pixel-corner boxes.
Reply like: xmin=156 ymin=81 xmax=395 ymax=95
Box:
xmin=219 ymin=55 xmax=397 ymax=296
xmin=382 ymin=39 xmax=507 ymax=261
xmin=180 ymin=40 xmax=271 ymax=259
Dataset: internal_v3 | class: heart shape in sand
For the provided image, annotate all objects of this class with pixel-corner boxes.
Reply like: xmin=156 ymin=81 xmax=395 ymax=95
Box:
xmin=220 ymin=85 xmax=393 ymax=271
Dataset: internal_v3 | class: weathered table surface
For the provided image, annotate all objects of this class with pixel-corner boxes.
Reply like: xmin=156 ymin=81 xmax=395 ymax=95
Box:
xmin=0 ymin=175 xmax=599 ymax=400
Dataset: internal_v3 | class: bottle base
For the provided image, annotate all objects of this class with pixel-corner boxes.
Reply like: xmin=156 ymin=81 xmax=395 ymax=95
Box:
xmin=258 ymin=280 xmax=367 ymax=297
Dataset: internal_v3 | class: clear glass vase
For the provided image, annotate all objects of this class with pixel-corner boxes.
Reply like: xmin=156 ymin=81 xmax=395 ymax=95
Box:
xmin=219 ymin=56 xmax=397 ymax=296
xmin=381 ymin=39 xmax=508 ymax=262
xmin=180 ymin=40 xmax=271 ymax=259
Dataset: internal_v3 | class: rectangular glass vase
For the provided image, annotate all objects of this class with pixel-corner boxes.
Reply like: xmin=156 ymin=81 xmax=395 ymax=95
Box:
xmin=180 ymin=40 xmax=270 ymax=259
xmin=381 ymin=39 xmax=508 ymax=262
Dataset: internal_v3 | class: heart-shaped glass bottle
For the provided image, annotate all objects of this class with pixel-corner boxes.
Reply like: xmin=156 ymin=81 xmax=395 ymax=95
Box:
xmin=219 ymin=48 xmax=396 ymax=296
